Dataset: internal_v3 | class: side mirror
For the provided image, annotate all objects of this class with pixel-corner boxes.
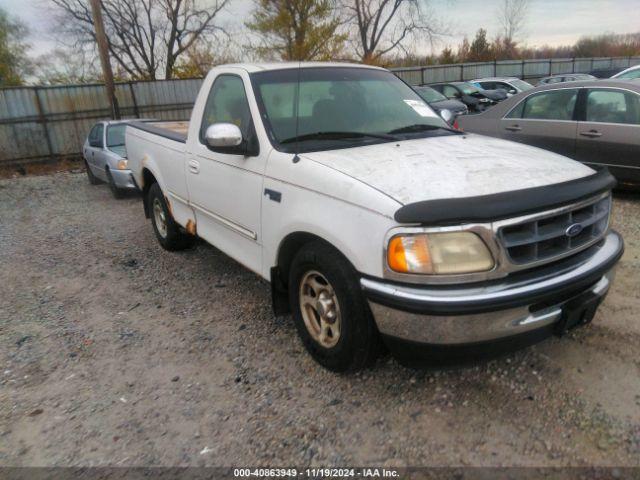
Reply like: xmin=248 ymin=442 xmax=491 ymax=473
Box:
xmin=439 ymin=109 xmax=454 ymax=124
xmin=205 ymin=123 xmax=243 ymax=148
xmin=508 ymin=89 xmax=517 ymax=94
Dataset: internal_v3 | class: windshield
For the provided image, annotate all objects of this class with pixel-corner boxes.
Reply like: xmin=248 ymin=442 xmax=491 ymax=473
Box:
xmin=615 ymin=69 xmax=640 ymax=80
xmin=415 ymin=86 xmax=447 ymax=103
xmin=107 ymin=124 xmax=126 ymax=148
xmin=458 ymin=83 xmax=481 ymax=95
xmin=251 ymin=67 xmax=450 ymax=152
xmin=512 ymin=79 xmax=534 ymax=91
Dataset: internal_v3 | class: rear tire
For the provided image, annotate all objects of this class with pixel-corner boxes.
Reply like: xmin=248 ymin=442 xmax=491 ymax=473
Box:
xmin=147 ymin=182 xmax=194 ymax=251
xmin=85 ymin=160 xmax=100 ymax=185
xmin=106 ymin=169 xmax=124 ymax=199
xmin=288 ymin=241 xmax=381 ymax=372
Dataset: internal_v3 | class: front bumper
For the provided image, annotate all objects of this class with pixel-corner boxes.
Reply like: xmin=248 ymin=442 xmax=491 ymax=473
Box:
xmin=362 ymin=230 xmax=623 ymax=350
xmin=109 ymin=168 xmax=137 ymax=190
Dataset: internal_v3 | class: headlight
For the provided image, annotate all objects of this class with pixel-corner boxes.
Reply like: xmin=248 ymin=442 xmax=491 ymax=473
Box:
xmin=387 ymin=232 xmax=494 ymax=275
xmin=117 ymin=159 xmax=128 ymax=170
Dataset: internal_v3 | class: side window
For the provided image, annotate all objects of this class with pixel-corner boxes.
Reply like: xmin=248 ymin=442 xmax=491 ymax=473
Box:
xmin=546 ymin=77 xmax=562 ymax=84
xmin=88 ymin=125 xmax=98 ymax=143
xmin=200 ymin=75 xmax=252 ymax=142
xmin=89 ymin=124 xmax=104 ymax=147
xmin=521 ymin=89 xmax=578 ymax=120
xmin=505 ymin=100 xmax=525 ymax=119
xmin=585 ymin=89 xmax=640 ymax=125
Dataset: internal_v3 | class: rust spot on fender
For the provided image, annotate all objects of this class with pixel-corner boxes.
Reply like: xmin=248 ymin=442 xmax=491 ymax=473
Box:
xmin=185 ymin=219 xmax=197 ymax=236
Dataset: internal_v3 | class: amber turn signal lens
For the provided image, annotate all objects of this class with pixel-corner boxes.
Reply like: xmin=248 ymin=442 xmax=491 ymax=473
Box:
xmin=117 ymin=159 xmax=128 ymax=170
xmin=387 ymin=236 xmax=408 ymax=272
xmin=387 ymin=235 xmax=432 ymax=274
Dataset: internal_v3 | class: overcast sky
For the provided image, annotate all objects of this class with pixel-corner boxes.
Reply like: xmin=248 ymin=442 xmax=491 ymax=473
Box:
xmin=1 ymin=0 xmax=639 ymax=59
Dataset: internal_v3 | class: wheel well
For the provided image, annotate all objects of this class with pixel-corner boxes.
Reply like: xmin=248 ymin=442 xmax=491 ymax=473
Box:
xmin=276 ymin=232 xmax=328 ymax=283
xmin=271 ymin=232 xmax=347 ymax=316
xmin=141 ymin=168 xmax=157 ymax=218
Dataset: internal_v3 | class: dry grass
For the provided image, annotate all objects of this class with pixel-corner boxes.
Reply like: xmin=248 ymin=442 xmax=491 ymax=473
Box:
xmin=0 ymin=158 xmax=84 ymax=180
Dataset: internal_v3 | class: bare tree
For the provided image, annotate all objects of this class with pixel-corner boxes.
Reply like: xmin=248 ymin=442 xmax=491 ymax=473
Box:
xmin=342 ymin=0 xmax=442 ymax=64
xmin=498 ymin=0 xmax=528 ymax=43
xmin=50 ymin=0 xmax=229 ymax=80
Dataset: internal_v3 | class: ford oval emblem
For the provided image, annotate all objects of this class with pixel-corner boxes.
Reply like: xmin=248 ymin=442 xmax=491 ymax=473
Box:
xmin=565 ymin=223 xmax=584 ymax=237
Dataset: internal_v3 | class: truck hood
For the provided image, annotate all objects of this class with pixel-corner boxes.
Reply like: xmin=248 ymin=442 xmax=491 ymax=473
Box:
xmin=301 ymin=133 xmax=594 ymax=206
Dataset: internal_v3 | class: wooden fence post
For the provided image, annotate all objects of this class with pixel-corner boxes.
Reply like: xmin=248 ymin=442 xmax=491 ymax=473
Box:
xmin=129 ymin=81 xmax=140 ymax=118
xmin=33 ymin=87 xmax=54 ymax=159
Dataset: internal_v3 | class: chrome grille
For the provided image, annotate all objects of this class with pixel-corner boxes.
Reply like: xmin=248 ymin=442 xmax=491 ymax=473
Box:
xmin=498 ymin=194 xmax=611 ymax=266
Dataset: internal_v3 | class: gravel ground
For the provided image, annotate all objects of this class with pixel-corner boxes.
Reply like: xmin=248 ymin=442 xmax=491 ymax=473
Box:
xmin=1 ymin=171 xmax=639 ymax=468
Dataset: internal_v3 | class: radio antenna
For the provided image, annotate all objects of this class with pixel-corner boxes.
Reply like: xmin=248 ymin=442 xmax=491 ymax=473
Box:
xmin=293 ymin=61 xmax=301 ymax=164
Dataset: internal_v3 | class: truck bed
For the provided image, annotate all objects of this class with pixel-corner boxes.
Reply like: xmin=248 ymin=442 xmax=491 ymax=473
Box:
xmin=127 ymin=120 xmax=190 ymax=143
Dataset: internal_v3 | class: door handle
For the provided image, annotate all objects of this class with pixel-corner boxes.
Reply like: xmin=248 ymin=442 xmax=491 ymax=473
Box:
xmin=188 ymin=159 xmax=200 ymax=174
xmin=505 ymin=125 xmax=521 ymax=132
xmin=579 ymin=130 xmax=602 ymax=138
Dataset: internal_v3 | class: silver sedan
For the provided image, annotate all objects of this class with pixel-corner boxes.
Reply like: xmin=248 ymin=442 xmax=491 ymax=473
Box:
xmin=83 ymin=120 xmax=137 ymax=197
xmin=458 ymin=79 xmax=640 ymax=188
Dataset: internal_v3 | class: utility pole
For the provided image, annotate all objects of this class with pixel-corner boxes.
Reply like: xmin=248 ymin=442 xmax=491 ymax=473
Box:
xmin=89 ymin=0 xmax=120 ymax=119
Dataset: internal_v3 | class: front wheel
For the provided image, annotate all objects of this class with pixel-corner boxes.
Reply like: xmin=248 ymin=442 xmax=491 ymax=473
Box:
xmin=289 ymin=242 xmax=381 ymax=372
xmin=147 ymin=182 xmax=194 ymax=251
xmin=106 ymin=169 xmax=124 ymax=199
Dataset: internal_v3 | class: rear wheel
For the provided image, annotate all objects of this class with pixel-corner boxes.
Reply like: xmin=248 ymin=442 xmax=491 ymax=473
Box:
xmin=85 ymin=160 xmax=100 ymax=185
xmin=289 ymin=241 xmax=381 ymax=372
xmin=106 ymin=169 xmax=124 ymax=199
xmin=147 ymin=182 xmax=194 ymax=251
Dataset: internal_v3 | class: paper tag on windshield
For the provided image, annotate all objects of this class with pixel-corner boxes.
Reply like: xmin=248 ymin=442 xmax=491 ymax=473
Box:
xmin=404 ymin=99 xmax=438 ymax=118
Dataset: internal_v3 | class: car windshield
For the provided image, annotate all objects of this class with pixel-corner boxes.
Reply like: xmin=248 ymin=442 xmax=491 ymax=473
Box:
xmin=458 ymin=83 xmax=481 ymax=95
xmin=512 ymin=79 xmax=534 ymax=91
xmin=415 ymin=86 xmax=447 ymax=102
xmin=616 ymin=69 xmax=640 ymax=80
xmin=251 ymin=67 xmax=451 ymax=152
xmin=107 ymin=124 xmax=126 ymax=148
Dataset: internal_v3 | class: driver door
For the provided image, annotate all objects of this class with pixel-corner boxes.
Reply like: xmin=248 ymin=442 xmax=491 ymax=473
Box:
xmin=186 ymin=73 xmax=265 ymax=274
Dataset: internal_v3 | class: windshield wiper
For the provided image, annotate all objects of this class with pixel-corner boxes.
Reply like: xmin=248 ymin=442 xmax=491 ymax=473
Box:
xmin=280 ymin=131 xmax=396 ymax=144
xmin=387 ymin=124 xmax=451 ymax=135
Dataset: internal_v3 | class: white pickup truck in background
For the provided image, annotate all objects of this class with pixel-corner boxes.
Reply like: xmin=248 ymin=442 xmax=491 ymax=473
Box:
xmin=125 ymin=62 xmax=623 ymax=371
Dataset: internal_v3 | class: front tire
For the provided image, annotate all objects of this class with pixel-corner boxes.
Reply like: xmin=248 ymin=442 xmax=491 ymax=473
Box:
xmin=289 ymin=241 xmax=381 ymax=372
xmin=106 ymin=169 xmax=124 ymax=199
xmin=147 ymin=182 xmax=193 ymax=251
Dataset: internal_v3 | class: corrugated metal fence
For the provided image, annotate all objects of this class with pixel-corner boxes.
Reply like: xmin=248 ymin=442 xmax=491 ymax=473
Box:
xmin=391 ymin=56 xmax=640 ymax=85
xmin=0 ymin=78 xmax=203 ymax=166
xmin=1 ymin=55 xmax=640 ymax=166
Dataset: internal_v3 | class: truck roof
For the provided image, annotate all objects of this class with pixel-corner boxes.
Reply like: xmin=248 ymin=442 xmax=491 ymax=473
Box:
xmin=213 ymin=62 xmax=385 ymax=73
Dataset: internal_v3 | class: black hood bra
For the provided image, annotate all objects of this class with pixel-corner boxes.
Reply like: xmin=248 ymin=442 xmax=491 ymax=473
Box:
xmin=394 ymin=168 xmax=616 ymax=225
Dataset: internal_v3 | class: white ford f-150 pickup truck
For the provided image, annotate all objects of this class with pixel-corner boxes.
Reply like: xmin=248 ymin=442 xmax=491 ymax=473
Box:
xmin=125 ymin=62 xmax=623 ymax=371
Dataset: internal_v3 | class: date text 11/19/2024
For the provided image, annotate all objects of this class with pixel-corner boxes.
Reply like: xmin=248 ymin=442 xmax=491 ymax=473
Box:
xmin=233 ymin=467 xmax=400 ymax=477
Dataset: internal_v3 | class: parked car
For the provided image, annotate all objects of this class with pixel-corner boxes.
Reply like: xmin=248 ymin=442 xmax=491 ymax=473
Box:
xmin=474 ymin=85 xmax=509 ymax=102
xmin=537 ymin=73 xmax=596 ymax=86
xmin=430 ymin=82 xmax=497 ymax=112
xmin=413 ymin=85 xmax=468 ymax=123
xmin=84 ymin=120 xmax=137 ymax=198
xmin=457 ymin=79 xmax=640 ymax=187
xmin=470 ymin=77 xmax=534 ymax=96
xmin=125 ymin=63 xmax=622 ymax=371
xmin=611 ymin=65 xmax=640 ymax=80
